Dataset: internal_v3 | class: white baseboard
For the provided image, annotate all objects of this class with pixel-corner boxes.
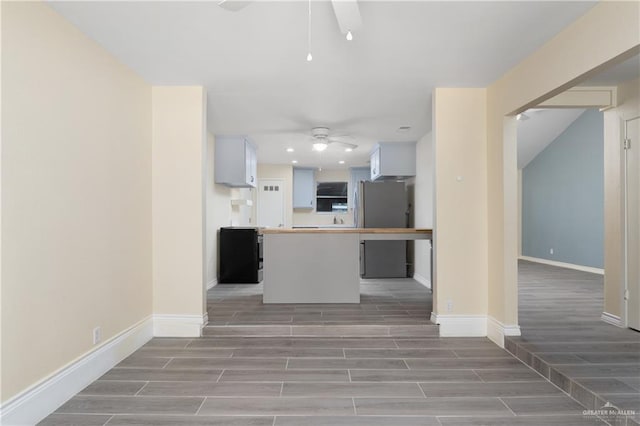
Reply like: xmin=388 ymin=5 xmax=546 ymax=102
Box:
xmin=487 ymin=316 xmax=521 ymax=348
xmin=601 ymin=311 xmax=623 ymax=327
xmin=412 ymin=272 xmax=431 ymax=289
xmin=430 ymin=313 xmax=488 ymax=337
xmin=207 ymin=279 xmax=218 ymax=290
xmin=0 ymin=316 xmax=153 ymax=426
xmin=519 ymin=256 xmax=604 ymax=275
xmin=153 ymin=314 xmax=207 ymax=337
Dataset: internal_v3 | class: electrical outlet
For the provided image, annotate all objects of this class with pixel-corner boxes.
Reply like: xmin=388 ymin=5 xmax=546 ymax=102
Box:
xmin=549 ymin=248 xmax=554 ymax=255
xmin=92 ymin=327 xmax=102 ymax=345
xmin=447 ymin=300 xmax=453 ymax=313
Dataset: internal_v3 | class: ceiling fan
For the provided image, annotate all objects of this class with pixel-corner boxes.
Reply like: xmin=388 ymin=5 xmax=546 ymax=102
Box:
xmin=309 ymin=127 xmax=357 ymax=152
xmin=217 ymin=0 xmax=363 ymax=39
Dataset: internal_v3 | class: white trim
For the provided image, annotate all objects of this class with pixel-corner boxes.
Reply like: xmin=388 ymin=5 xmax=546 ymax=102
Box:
xmin=153 ymin=314 xmax=207 ymax=337
xmin=487 ymin=316 xmax=522 ymax=348
xmin=430 ymin=313 xmax=487 ymax=337
xmin=207 ymin=278 xmax=218 ymax=289
xmin=538 ymin=86 xmax=617 ymax=110
xmin=519 ymin=256 xmax=604 ymax=275
xmin=601 ymin=311 xmax=623 ymax=328
xmin=0 ymin=316 xmax=153 ymax=426
xmin=412 ymin=272 xmax=431 ymax=289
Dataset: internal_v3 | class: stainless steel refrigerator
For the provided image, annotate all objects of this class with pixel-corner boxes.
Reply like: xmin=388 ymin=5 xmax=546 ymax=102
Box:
xmin=356 ymin=181 xmax=408 ymax=278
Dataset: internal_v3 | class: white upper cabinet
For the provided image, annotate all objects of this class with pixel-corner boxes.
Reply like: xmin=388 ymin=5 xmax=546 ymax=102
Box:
xmin=293 ymin=168 xmax=315 ymax=209
xmin=244 ymin=139 xmax=257 ymax=186
xmin=370 ymin=148 xmax=381 ymax=181
xmin=215 ymin=136 xmax=257 ymax=188
xmin=370 ymin=142 xmax=416 ymax=181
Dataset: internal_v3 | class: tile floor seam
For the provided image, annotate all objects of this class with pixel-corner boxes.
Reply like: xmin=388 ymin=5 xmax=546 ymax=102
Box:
xmin=193 ymin=396 xmax=207 ymax=416
xmin=418 ymin=382 xmax=427 ymax=398
xmin=496 ymin=396 xmax=518 ymax=417
xmin=133 ymin=381 xmax=150 ymax=396
xmin=101 ymin=415 xmax=115 ymax=426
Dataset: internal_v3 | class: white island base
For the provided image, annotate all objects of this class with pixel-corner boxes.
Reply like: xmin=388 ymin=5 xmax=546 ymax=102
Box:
xmin=263 ymin=232 xmax=360 ymax=303
xmin=261 ymin=228 xmax=433 ymax=304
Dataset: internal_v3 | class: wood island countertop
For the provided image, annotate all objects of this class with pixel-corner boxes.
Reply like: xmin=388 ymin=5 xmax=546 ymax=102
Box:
xmin=260 ymin=228 xmax=432 ymax=234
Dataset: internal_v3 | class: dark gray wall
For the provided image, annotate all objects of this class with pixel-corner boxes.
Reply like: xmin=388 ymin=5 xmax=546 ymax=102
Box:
xmin=522 ymin=109 xmax=604 ymax=268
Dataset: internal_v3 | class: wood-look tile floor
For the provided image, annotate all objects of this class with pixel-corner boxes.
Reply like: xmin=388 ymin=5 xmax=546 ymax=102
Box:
xmin=206 ymin=278 xmax=433 ymax=325
xmin=506 ymin=260 xmax=640 ymax=425
xmin=41 ymin=277 xmax=611 ymax=425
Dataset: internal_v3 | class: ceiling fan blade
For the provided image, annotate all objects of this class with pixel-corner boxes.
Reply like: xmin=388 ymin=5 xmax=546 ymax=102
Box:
xmin=218 ymin=0 xmax=252 ymax=12
xmin=328 ymin=139 xmax=358 ymax=149
xmin=328 ymin=135 xmax=355 ymax=143
xmin=331 ymin=0 xmax=362 ymax=35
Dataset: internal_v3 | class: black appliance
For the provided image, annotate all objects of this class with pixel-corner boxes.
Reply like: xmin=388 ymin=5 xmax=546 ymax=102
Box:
xmin=219 ymin=227 xmax=263 ymax=283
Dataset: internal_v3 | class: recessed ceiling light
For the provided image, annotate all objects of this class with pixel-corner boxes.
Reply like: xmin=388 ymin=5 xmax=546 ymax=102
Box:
xmin=345 ymin=148 xmax=353 ymax=152
xmin=286 ymin=147 xmax=294 ymax=152
xmin=292 ymin=160 xmax=298 ymax=164
xmin=346 ymin=30 xmax=353 ymax=41
xmin=339 ymin=160 xmax=345 ymax=164
xmin=397 ymin=126 xmax=411 ymax=133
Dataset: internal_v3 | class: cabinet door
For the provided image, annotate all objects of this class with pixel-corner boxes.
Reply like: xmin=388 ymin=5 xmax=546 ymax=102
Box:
xmin=215 ymin=136 xmax=255 ymax=188
xmin=370 ymin=148 xmax=381 ymax=181
xmin=293 ymin=168 xmax=315 ymax=208
xmin=244 ymin=140 xmax=257 ymax=187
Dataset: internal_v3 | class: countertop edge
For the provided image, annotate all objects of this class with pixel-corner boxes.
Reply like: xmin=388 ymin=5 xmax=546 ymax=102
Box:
xmin=260 ymin=228 xmax=432 ymax=234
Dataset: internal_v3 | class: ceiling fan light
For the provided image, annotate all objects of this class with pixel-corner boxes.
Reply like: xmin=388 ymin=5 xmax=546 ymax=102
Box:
xmin=312 ymin=142 xmax=328 ymax=152
xmin=346 ymin=30 xmax=353 ymax=41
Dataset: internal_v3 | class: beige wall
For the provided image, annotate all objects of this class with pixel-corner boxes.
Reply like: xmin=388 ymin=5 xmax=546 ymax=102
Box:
xmin=205 ymin=133 xmax=232 ymax=286
xmin=518 ymin=169 xmax=524 ymax=258
xmin=604 ymin=77 xmax=640 ymax=318
xmin=152 ymin=87 xmax=207 ymax=317
xmin=1 ymin=1 xmax=152 ymax=402
xmin=485 ymin=1 xmax=639 ymax=326
xmin=433 ymin=89 xmax=488 ymax=316
xmin=413 ymin=132 xmax=434 ymax=284
xmin=293 ymin=169 xmax=353 ymax=226
xmin=1 ymin=0 xmax=5 ymax=404
xmin=254 ymin=164 xmax=294 ymax=228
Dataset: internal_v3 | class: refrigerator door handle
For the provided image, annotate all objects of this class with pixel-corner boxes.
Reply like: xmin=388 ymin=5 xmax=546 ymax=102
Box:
xmin=359 ymin=241 xmax=365 ymax=276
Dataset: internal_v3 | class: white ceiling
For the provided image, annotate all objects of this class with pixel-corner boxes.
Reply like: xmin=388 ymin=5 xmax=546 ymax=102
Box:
xmin=49 ymin=0 xmax=597 ymax=168
xmin=517 ymin=109 xmax=586 ymax=169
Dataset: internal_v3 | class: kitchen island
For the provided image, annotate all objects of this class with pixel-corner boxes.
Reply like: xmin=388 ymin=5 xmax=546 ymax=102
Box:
xmin=261 ymin=228 xmax=432 ymax=304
